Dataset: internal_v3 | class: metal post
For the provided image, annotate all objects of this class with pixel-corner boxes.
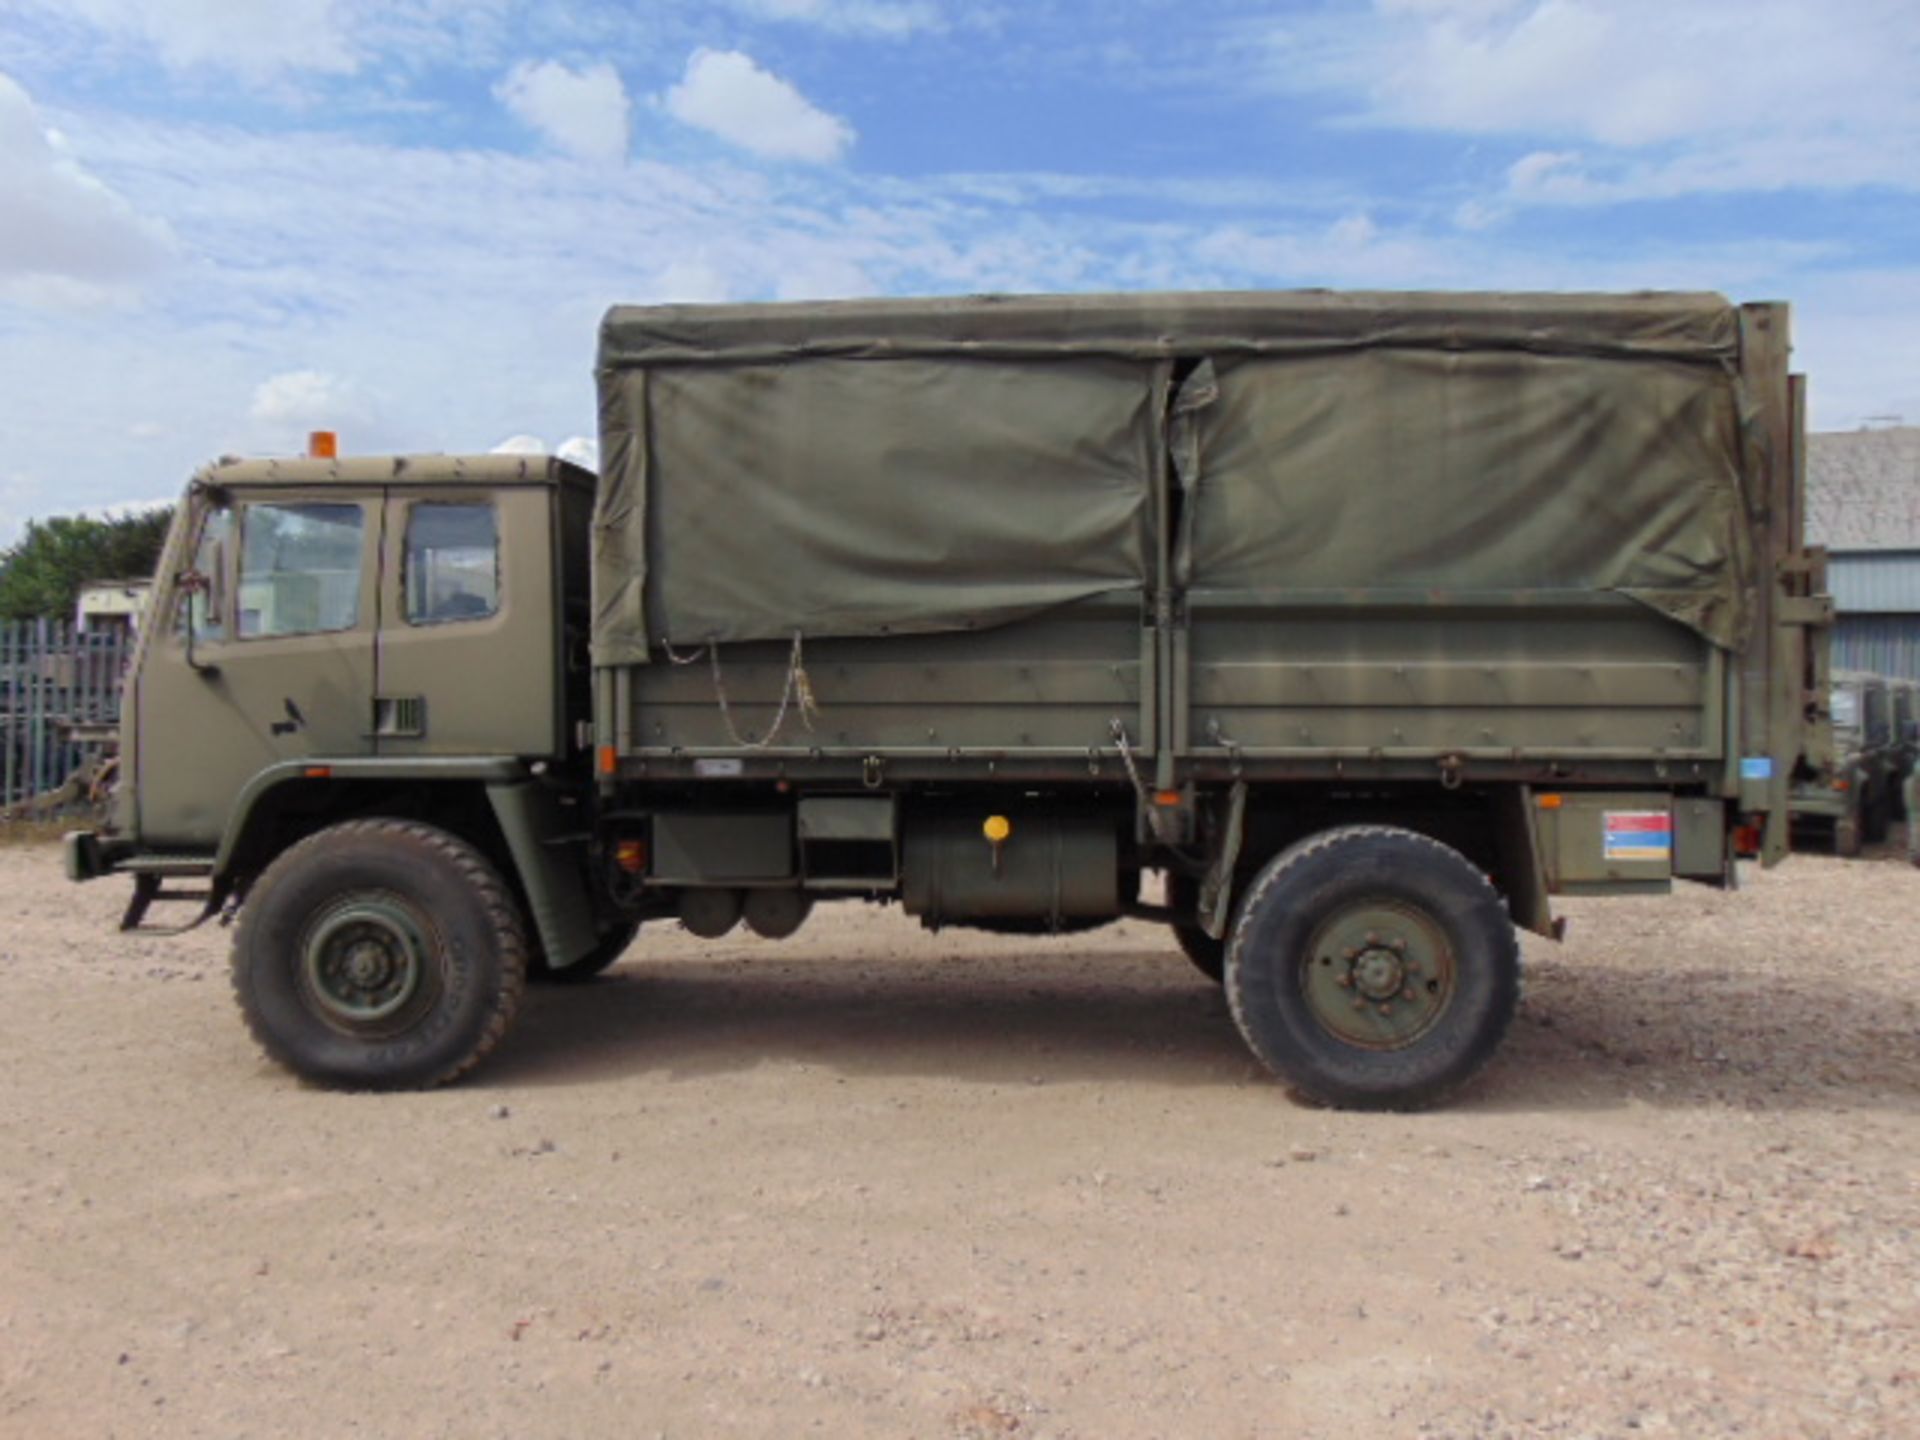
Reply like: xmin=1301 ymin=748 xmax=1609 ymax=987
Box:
xmin=1 ymin=622 xmax=14 ymax=809
xmin=30 ymin=618 xmax=47 ymax=806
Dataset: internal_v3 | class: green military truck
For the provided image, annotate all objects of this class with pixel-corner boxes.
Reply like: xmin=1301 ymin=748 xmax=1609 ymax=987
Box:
xmin=1790 ymin=670 xmax=1894 ymax=856
xmin=67 ymin=291 xmax=1829 ymax=1109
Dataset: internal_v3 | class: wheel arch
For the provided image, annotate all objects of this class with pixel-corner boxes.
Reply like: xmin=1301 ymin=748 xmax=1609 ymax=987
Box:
xmin=1217 ymin=784 xmax=1556 ymax=942
xmin=215 ymin=758 xmax=527 ymax=883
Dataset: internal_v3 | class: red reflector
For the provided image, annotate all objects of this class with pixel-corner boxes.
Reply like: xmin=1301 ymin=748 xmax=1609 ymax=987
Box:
xmin=1153 ymin=790 xmax=1182 ymax=807
xmin=1732 ymin=823 xmax=1762 ymax=857
xmin=304 ymin=765 xmax=332 ymax=779
xmin=614 ymin=839 xmax=647 ymax=874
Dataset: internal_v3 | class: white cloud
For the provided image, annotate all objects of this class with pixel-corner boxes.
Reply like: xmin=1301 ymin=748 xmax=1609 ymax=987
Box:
xmin=1192 ymin=211 xmax=1443 ymax=288
xmin=39 ymin=0 xmax=357 ymax=78
xmin=0 ymin=72 xmax=172 ymax=303
xmin=1275 ymin=0 xmax=1920 ymax=197
xmin=556 ymin=436 xmax=598 ymax=472
xmin=249 ymin=370 xmax=376 ymax=448
xmin=489 ymin=433 xmax=547 ymax=455
xmin=495 ymin=59 xmax=631 ymax=165
xmin=662 ymin=48 xmax=854 ymax=164
xmin=731 ymin=0 xmax=942 ymax=37
xmin=650 ymin=257 xmax=738 ymax=303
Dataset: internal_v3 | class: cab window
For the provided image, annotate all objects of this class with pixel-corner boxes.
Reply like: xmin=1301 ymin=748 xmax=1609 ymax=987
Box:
xmin=238 ymin=503 xmax=365 ymax=638
xmin=404 ymin=503 xmax=499 ymax=625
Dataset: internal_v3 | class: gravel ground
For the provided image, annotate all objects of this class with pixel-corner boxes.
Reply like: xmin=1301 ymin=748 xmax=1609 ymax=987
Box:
xmin=2 ymin=835 xmax=1918 ymax=1439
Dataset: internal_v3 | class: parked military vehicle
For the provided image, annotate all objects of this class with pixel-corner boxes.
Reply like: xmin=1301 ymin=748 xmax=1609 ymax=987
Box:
xmin=1886 ymin=676 xmax=1919 ymax=821
xmin=1790 ymin=670 xmax=1894 ymax=856
xmin=66 ymin=291 xmax=1829 ymax=1109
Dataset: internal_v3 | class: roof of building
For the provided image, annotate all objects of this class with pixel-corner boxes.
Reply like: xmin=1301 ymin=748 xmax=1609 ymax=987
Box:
xmin=1806 ymin=426 xmax=1920 ymax=549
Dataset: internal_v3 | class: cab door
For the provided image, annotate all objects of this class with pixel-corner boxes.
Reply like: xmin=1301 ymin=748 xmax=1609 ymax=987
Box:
xmin=135 ymin=489 xmax=382 ymax=848
xmin=374 ymin=486 xmax=559 ymax=758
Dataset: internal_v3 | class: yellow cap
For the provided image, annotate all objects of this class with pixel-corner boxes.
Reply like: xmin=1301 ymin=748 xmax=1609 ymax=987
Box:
xmin=982 ymin=815 xmax=1012 ymax=843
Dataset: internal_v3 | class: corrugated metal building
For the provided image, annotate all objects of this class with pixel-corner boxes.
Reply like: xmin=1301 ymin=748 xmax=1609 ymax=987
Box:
xmin=1807 ymin=426 xmax=1920 ymax=679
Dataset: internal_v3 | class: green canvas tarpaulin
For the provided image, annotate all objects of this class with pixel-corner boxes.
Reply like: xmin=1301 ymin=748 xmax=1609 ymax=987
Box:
xmin=593 ymin=290 xmax=1755 ymax=664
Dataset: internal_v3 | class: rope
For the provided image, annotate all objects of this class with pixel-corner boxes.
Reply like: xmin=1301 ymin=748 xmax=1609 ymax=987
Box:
xmin=708 ymin=631 xmax=818 ymax=750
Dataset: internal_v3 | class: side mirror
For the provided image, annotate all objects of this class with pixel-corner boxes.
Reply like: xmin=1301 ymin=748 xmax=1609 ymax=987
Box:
xmin=174 ymin=566 xmax=222 ymax=678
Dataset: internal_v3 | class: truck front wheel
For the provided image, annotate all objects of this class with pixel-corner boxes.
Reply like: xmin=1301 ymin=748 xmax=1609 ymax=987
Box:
xmin=1226 ymin=825 xmax=1519 ymax=1110
xmin=231 ymin=819 xmax=528 ymax=1089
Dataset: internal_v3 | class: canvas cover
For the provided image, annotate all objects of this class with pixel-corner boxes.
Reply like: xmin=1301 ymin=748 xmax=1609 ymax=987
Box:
xmin=594 ymin=291 xmax=1753 ymax=662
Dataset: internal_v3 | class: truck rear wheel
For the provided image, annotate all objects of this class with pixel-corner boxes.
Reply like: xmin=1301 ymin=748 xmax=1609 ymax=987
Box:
xmin=1226 ymin=825 xmax=1519 ymax=1110
xmin=231 ymin=819 xmax=528 ymax=1089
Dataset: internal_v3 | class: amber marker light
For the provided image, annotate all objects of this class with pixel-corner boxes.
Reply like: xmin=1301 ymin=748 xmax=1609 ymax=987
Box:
xmin=614 ymin=839 xmax=647 ymax=873
xmin=1153 ymin=789 xmax=1182 ymax=807
xmin=308 ymin=430 xmax=338 ymax=459
xmin=303 ymin=765 xmax=332 ymax=779
xmin=597 ymin=745 xmax=617 ymax=776
xmin=1536 ymin=793 xmax=1564 ymax=809
xmin=982 ymin=815 xmax=1012 ymax=844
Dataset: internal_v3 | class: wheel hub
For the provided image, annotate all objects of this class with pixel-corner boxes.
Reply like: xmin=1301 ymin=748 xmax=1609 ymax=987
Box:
xmin=1304 ymin=904 xmax=1455 ymax=1050
xmin=302 ymin=898 xmax=430 ymax=1028
xmin=1350 ymin=946 xmax=1405 ymax=1000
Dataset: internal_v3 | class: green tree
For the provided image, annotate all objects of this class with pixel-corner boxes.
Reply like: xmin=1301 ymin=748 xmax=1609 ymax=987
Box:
xmin=0 ymin=509 xmax=174 ymax=622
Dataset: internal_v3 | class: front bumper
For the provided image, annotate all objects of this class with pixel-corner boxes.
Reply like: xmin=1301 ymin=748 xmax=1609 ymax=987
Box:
xmin=63 ymin=830 xmax=130 ymax=882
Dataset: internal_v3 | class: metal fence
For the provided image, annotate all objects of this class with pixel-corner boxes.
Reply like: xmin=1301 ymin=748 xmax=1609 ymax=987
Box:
xmin=1 ymin=620 xmax=130 ymax=819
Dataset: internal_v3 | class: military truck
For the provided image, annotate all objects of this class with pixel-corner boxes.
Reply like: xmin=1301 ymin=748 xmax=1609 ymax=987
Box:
xmin=66 ymin=291 xmax=1829 ymax=1109
xmin=1790 ymin=670 xmax=1893 ymax=856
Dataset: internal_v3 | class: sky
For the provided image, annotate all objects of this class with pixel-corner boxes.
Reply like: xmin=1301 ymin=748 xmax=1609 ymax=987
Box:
xmin=1 ymin=0 xmax=1917 ymax=543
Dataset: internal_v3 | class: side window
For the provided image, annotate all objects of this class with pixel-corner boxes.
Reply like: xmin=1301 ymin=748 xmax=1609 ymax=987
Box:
xmin=238 ymin=503 xmax=365 ymax=638
xmin=405 ymin=503 xmax=499 ymax=625
xmin=176 ymin=505 xmax=231 ymax=644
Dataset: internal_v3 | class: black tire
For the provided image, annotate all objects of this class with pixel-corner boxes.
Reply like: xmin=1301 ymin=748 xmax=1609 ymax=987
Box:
xmin=231 ymin=819 xmax=528 ymax=1089
xmin=1225 ymin=825 xmax=1519 ymax=1111
xmin=528 ymin=921 xmax=640 ymax=984
xmin=1865 ymin=789 xmax=1891 ymax=845
xmin=1166 ymin=872 xmax=1225 ymax=984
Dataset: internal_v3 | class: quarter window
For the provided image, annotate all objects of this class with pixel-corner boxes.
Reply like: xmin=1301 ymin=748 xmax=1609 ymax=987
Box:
xmin=238 ymin=503 xmax=365 ymax=638
xmin=405 ymin=503 xmax=499 ymax=625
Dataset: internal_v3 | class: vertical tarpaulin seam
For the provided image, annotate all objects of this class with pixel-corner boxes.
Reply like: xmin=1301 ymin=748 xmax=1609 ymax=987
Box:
xmin=1167 ymin=357 xmax=1218 ymax=590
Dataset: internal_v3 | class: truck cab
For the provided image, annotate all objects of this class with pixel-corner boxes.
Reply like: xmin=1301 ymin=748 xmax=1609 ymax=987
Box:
xmin=70 ymin=454 xmax=599 ymax=945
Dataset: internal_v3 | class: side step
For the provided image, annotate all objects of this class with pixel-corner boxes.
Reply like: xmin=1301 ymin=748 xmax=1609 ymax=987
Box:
xmin=119 ymin=859 xmax=222 ymax=934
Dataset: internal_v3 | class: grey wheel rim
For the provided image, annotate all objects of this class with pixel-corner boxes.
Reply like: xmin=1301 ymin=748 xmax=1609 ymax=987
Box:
xmin=299 ymin=894 xmax=439 ymax=1034
xmin=1300 ymin=898 xmax=1458 ymax=1050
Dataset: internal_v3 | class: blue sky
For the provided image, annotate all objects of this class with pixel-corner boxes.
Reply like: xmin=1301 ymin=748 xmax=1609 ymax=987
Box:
xmin=2 ymin=0 xmax=1917 ymax=541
